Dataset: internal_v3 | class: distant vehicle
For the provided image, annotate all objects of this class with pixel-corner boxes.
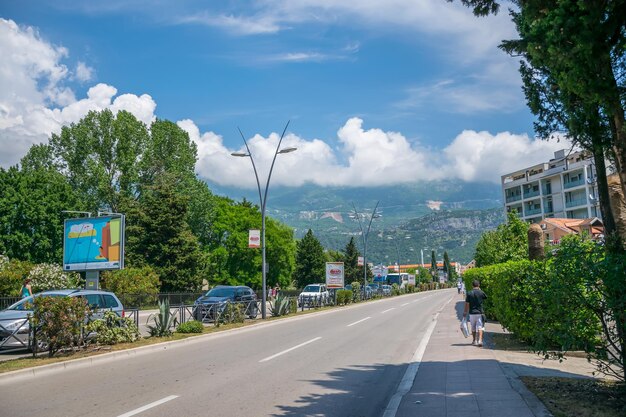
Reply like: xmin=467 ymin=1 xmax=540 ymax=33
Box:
xmin=194 ymin=285 xmax=258 ymax=321
xmin=0 ymin=289 xmax=124 ymax=350
xmin=381 ymin=285 xmax=392 ymax=296
xmin=298 ymin=284 xmax=329 ymax=307
xmin=367 ymin=283 xmax=381 ymax=295
xmin=386 ymin=273 xmax=409 ymax=288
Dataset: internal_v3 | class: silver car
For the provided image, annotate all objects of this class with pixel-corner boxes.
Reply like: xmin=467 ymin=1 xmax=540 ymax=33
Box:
xmin=0 ymin=289 xmax=124 ymax=350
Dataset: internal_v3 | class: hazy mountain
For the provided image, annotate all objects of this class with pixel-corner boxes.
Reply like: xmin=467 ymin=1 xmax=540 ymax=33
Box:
xmin=207 ymin=180 xmax=505 ymax=264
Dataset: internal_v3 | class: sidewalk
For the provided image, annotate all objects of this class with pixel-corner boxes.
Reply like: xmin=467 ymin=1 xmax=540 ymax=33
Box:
xmin=395 ymin=295 xmax=595 ymax=417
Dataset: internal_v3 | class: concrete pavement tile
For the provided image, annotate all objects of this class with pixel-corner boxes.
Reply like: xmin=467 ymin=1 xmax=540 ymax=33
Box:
xmin=477 ymin=405 xmax=536 ymax=417
xmin=396 ymin=405 xmax=447 ymax=417
xmin=403 ymin=392 xmax=446 ymax=407
xmin=473 ymin=389 xmax=523 ymax=401
xmin=445 ymin=383 xmax=472 ymax=392
xmin=446 ymin=396 xmax=479 ymax=411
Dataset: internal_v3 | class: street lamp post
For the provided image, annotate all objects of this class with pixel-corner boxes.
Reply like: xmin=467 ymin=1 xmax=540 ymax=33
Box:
xmin=232 ymin=122 xmax=296 ymax=319
xmin=350 ymin=201 xmax=381 ymax=295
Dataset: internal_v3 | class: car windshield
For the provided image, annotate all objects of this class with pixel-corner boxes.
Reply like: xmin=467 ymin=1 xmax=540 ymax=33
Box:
xmin=6 ymin=294 xmax=64 ymax=311
xmin=205 ymin=287 xmax=236 ymax=298
xmin=303 ymin=285 xmax=320 ymax=293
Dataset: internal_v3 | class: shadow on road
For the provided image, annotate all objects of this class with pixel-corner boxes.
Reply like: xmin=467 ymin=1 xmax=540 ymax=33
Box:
xmin=271 ymin=357 xmax=589 ymax=417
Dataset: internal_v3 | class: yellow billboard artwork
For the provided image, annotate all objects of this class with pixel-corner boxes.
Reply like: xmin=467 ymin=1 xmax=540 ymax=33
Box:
xmin=67 ymin=223 xmax=97 ymax=238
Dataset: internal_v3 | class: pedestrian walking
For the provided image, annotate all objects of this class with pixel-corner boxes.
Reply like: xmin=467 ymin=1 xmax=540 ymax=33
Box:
xmin=457 ymin=281 xmax=462 ymax=294
xmin=463 ymin=279 xmax=487 ymax=347
xmin=21 ymin=278 xmax=32 ymax=298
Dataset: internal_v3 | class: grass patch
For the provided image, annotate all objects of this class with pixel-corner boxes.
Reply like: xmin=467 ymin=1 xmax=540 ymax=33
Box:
xmin=522 ymin=376 xmax=626 ymax=417
xmin=490 ymin=332 xmax=531 ymax=351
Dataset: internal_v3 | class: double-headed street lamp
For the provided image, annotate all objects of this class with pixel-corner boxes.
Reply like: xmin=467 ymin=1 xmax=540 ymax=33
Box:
xmin=232 ymin=122 xmax=296 ymax=319
xmin=350 ymin=201 xmax=381 ymax=293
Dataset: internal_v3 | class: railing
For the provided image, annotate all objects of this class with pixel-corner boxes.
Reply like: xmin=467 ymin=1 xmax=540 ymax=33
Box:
xmin=505 ymin=194 xmax=522 ymax=203
xmin=0 ymin=316 xmax=30 ymax=351
xmin=0 ymin=296 xmax=20 ymax=310
xmin=116 ymin=293 xmax=204 ymax=309
xmin=524 ymin=207 xmax=542 ymax=216
xmin=563 ymin=178 xmax=585 ymax=189
xmin=565 ymin=198 xmax=587 ymax=208
xmin=523 ymin=190 xmax=540 ymax=199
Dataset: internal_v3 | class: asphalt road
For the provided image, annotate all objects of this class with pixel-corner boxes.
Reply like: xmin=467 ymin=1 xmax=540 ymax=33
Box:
xmin=0 ymin=290 xmax=455 ymax=417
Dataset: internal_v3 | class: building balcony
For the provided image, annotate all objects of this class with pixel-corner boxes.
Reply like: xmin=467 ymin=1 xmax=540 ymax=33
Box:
xmin=563 ymin=178 xmax=585 ymax=189
xmin=565 ymin=198 xmax=587 ymax=208
xmin=524 ymin=207 xmax=542 ymax=216
xmin=506 ymin=194 xmax=522 ymax=203
xmin=523 ymin=190 xmax=540 ymax=199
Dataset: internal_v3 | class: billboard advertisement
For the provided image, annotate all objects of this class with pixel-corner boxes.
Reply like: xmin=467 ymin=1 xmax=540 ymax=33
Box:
xmin=63 ymin=216 xmax=125 ymax=271
xmin=325 ymin=262 xmax=345 ymax=289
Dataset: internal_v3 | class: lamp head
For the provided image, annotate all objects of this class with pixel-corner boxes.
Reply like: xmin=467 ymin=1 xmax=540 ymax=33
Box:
xmin=278 ymin=147 xmax=297 ymax=154
xmin=231 ymin=152 xmax=250 ymax=157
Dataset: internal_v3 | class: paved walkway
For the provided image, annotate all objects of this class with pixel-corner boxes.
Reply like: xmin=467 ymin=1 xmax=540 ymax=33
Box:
xmin=395 ymin=295 xmax=594 ymax=417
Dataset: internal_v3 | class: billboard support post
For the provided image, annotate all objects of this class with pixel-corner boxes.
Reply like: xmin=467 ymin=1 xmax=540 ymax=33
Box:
xmin=85 ymin=270 xmax=100 ymax=290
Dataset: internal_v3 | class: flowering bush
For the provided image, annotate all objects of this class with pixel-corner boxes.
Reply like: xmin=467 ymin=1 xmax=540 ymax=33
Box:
xmin=86 ymin=311 xmax=140 ymax=345
xmin=28 ymin=263 xmax=83 ymax=292
xmin=0 ymin=254 xmax=9 ymax=271
xmin=32 ymin=296 xmax=91 ymax=357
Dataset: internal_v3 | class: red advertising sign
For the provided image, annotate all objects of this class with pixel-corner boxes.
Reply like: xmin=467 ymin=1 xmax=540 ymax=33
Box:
xmin=248 ymin=229 xmax=260 ymax=248
xmin=326 ymin=262 xmax=345 ymax=289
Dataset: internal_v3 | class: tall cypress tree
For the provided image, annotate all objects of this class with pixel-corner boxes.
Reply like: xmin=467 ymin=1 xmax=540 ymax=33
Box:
xmin=343 ymin=237 xmax=360 ymax=285
xmin=294 ymin=229 xmax=326 ymax=288
xmin=430 ymin=250 xmax=437 ymax=279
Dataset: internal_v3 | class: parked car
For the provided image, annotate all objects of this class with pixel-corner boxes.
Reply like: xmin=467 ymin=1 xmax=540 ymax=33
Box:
xmin=381 ymin=284 xmax=392 ymax=296
xmin=367 ymin=283 xmax=381 ymax=295
xmin=362 ymin=285 xmax=374 ymax=300
xmin=193 ymin=285 xmax=258 ymax=322
xmin=298 ymin=284 xmax=329 ymax=307
xmin=0 ymin=289 xmax=124 ymax=350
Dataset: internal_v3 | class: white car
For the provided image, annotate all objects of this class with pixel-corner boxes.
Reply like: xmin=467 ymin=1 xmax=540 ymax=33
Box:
xmin=298 ymin=284 xmax=329 ymax=307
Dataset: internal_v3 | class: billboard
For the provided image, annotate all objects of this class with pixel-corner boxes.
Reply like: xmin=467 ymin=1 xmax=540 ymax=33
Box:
xmin=63 ymin=216 xmax=125 ymax=271
xmin=248 ymin=229 xmax=261 ymax=248
xmin=325 ymin=262 xmax=345 ymax=289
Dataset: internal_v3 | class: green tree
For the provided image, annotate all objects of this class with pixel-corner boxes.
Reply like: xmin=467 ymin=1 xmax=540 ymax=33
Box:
xmin=452 ymin=0 xmax=626 ymax=241
xmin=0 ymin=166 xmax=82 ymax=263
xmin=126 ymin=174 xmax=202 ymax=291
xmin=474 ymin=211 xmax=529 ymax=267
xmin=430 ymin=250 xmax=437 ymax=279
xmin=294 ymin=229 xmax=326 ymax=288
xmin=343 ymin=237 xmax=360 ymax=284
xmin=47 ymin=109 xmax=150 ymax=212
xmin=416 ymin=266 xmax=432 ymax=284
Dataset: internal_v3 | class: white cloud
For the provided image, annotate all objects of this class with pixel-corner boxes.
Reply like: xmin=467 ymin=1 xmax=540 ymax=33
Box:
xmin=176 ymin=12 xmax=281 ymax=35
xmin=0 ymin=19 xmax=157 ymax=167
xmin=180 ymin=117 xmax=569 ymax=187
xmin=74 ymin=61 xmax=95 ymax=82
xmin=444 ymin=130 xmax=570 ymax=182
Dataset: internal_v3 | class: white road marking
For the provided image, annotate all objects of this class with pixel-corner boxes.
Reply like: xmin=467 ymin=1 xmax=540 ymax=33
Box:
xmin=259 ymin=337 xmax=322 ymax=363
xmin=117 ymin=395 xmax=179 ymax=417
xmin=381 ymin=308 xmax=396 ymax=314
xmin=401 ymin=302 xmax=409 ymax=306
xmin=382 ymin=295 xmax=454 ymax=417
xmin=347 ymin=317 xmax=371 ymax=327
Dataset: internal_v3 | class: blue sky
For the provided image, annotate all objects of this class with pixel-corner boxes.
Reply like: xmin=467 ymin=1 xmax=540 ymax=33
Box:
xmin=0 ymin=1 xmax=568 ymax=188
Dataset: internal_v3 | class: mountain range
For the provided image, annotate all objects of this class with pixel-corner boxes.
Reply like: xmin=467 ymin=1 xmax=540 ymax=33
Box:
xmin=208 ymin=180 xmax=506 ymax=265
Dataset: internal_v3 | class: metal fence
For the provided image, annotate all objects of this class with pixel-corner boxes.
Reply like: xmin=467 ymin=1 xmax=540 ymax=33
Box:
xmin=0 ymin=296 xmax=20 ymax=310
xmin=116 ymin=293 xmax=205 ymax=309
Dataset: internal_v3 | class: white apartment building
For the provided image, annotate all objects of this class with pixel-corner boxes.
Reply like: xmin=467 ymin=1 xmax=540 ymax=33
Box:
xmin=501 ymin=149 xmax=601 ymax=222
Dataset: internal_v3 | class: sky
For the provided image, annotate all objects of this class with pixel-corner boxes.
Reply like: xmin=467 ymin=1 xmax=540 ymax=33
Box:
xmin=0 ymin=0 xmax=570 ymax=189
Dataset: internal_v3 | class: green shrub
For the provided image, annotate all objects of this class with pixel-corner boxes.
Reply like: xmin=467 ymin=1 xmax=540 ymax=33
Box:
xmin=216 ymin=302 xmax=245 ymax=326
xmin=101 ymin=266 xmax=160 ymax=307
xmin=289 ymin=297 xmax=298 ymax=314
xmin=391 ymin=284 xmax=401 ymax=296
xmin=406 ymin=284 xmax=416 ymax=293
xmin=86 ymin=311 xmax=140 ymax=344
xmin=32 ymin=296 xmax=91 ymax=357
xmin=336 ymin=289 xmax=352 ymax=305
xmin=270 ymin=294 xmax=291 ymax=317
xmin=147 ymin=299 xmax=177 ymax=336
xmin=350 ymin=282 xmax=361 ymax=302
xmin=176 ymin=320 xmax=204 ymax=333
xmin=0 ymin=258 xmax=34 ymax=296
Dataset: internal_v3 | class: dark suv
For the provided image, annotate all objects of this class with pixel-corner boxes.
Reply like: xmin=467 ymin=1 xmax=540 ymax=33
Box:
xmin=193 ymin=285 xmax=258 ymax=322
